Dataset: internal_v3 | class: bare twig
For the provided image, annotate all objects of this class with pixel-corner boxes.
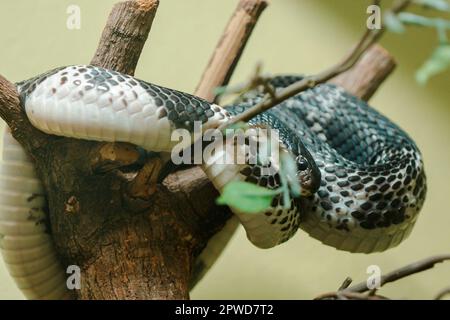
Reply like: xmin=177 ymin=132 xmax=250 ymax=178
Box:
xmin=217 ymin=0 xmax=412 ymax=130
xmin=315 ymin=290 xmax=389 ymax=300
xmin=346 ymin=254 xmax=450 ymax=294
xmin=195 ymin=0 xmax=269 ymax=101
xmin=338 ymin=277 xmax=353 ymax=291
xmin=315 ymin=254 xmax=450 ymax=300
xmin=435 ymin=287 xmax=450 ymax=300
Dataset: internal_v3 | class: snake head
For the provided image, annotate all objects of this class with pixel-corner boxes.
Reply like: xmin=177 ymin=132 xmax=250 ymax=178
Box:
xmin=295 ymin=145 xmax=321 ymax=197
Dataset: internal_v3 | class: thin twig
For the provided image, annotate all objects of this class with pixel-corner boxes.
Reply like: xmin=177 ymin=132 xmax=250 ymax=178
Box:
xmin=435 ymin=286 xmax=450 ymax=300
xmin=315 ymin=254 xmax=450 ymax=300
xmin=217 ymin=0 xmax=412 ymax=130
xmin=338 ymin=277 xmax=353 ymax=291
xmin=345 ymin=254 xmax=450 ymax=293
xmin=315 ymin=290 xmax=388 ymax=300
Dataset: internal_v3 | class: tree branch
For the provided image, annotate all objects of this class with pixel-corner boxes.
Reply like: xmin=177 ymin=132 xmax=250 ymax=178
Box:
xmin=329 ymin=45 xmax=396 ymax=100
xmin=195 ymin=0 xmax=269 ymax=102
xmin=315 ymin=254 xmax=450 ymax=300
xmin=435 ymin=286 xmax=450 ymax=300
xmin=91 ymin=0 xmax=160 ymax=76
xmin=346 ymin=254 xmax=450 ymax=294
xmin=0 ymin=76 xmax=50 ymax=152
xmin=62 ymin=0 xmax=212 ymax=299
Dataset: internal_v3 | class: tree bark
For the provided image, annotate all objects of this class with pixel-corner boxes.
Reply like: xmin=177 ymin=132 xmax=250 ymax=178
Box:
xmin=91 ymin=0 xmax=160 ymax=76
xmin=195 ymin=0 xmax=269 ymax=102
xmin=0 ymin=0 xmax=396 ymax=300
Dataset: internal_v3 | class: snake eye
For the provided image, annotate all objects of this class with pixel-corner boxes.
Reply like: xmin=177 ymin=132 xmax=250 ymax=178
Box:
xmin=297 ymin=158 xmax=308 ymax=171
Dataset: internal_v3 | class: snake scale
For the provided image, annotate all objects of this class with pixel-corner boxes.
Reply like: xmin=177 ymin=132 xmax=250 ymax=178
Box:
xmin=0 ymin=65 xmax=426 ymax=299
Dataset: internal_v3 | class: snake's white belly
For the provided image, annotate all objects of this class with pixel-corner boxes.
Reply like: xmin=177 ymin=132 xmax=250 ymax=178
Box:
xmin=0 ymin=129 xmax=71 ymax=299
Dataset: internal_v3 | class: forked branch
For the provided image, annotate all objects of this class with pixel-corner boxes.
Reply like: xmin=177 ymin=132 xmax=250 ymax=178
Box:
xmin=316 ymin=254 xmax=450 ymax=300
xmin=346 ymin=254 xmax=450 ymax=294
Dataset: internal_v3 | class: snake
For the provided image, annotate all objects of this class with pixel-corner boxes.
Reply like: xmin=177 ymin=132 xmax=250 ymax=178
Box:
xmin=0 ymin=65 xmax=427 ymax=299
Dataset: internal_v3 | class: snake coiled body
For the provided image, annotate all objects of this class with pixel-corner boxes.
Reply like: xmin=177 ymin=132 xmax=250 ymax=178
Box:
xmin=231 ymin=75 xmax=426 ymax=252
xmin=0 ymin=65 xmax=426 ymax=299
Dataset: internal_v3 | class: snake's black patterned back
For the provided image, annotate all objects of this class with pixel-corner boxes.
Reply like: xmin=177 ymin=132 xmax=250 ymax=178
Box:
xmin=226 ymin=77 xmax=427 ymax=252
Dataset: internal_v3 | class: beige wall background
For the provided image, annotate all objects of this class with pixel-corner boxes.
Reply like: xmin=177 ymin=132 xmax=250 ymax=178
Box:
xmin=0 ymin=0 xmax=449 ymax=299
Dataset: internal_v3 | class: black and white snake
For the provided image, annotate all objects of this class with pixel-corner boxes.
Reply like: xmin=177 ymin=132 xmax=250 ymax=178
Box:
xmin=0 ymin=65 xmax=427 ymax=299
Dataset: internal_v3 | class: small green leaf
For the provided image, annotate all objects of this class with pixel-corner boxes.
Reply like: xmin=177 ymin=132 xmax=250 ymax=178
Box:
xmin=214 ymin=82 xmax=248 ymax=97
xmin=214 ymin=85 xmax=228 ymax=96
xmin=384 ymin=12 xmax=406 ymax=33
xmin=437 ymin=21 xmax=449 ymax=43
xmin=227 ymin=121 xmax=249 ymax=131
xmin=398 ymin=12 xmax=435 ymax=27
xmin=414 ymin=0 xmax=450 ymax=12
xmin=416 ymin=43 xmax=450 ymax=84
xmin=216 ymin=181 xmax=280 ymax=214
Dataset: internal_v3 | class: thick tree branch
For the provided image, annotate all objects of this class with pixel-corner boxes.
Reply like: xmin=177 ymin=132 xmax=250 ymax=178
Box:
xmin=329 ymin=45 xmax=396 ymax=100
xmin=62 ymin=0 xmax=209 ymax=299
xmin=195 ymin=0 xmax=269 ymax=102
xmin=0 ymin=76 xmax=50 ymax=151
xmin=91 ymin=0 xmax=160 ymax=76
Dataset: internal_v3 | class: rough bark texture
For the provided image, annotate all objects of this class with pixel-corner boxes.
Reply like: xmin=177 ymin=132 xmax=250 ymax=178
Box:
xmin=195 ymin=0 xmax=269 ymax=102
xmin=91 ymin=0 xmax=160 ymax=76
xmin=0 ymin=0 xmax=396 ymax=300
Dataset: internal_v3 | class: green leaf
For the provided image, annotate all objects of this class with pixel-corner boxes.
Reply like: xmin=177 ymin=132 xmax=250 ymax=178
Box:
xmin=416 ymin=43 xmax=450 ymax=84
xmin=227 ymin=121 xmax=249 ymax=131
xmin=214 ymin=85 xmax=228 ymax=96
xmin=414 ymin=0 xmax=450 ymax=12
xmin=384 ymin=12 xmax=405 ymax=33
xmin=398 ymin=12 xmax=436 ymax=27
xmin=216 ymin=181 xmax=280 ymax=214
xmin=398 ymin=12 xmax=450 ymax=28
